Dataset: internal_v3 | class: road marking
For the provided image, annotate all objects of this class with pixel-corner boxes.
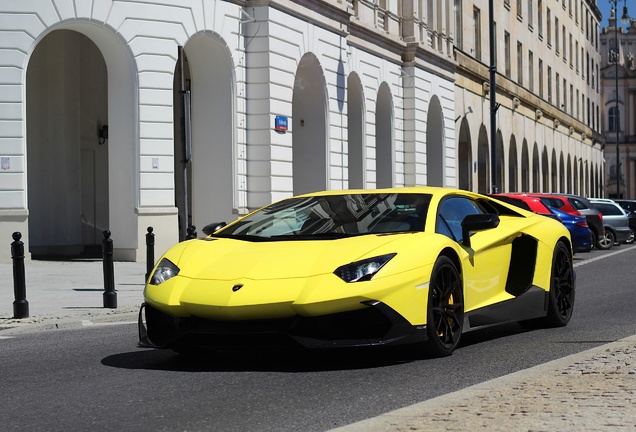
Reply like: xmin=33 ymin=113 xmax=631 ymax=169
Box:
xmin=81 ymin=320 xmax=137 ymax=327
xmin=574 ymin=245 xmax=636 ymax=268
xmin=0 ymin=336 xmax=14 ymax=340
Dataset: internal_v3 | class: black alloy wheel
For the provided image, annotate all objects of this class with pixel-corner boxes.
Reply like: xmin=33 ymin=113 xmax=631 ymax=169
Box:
xmin=426 ymin=256 xmax=464 ymax=357
xmin=544 ymin=241 xmax=575 ymax=327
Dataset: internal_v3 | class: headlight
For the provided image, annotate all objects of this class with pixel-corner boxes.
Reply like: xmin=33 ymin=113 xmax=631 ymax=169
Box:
xmin=334 ymin=253 xmax=396 ymax=283
xmin=149 ymin=258 xmax=180 ymax=285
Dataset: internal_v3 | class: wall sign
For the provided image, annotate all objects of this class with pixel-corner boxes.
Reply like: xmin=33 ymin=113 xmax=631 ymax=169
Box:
xmin=274 ymin=115 xmax=288 ymax=132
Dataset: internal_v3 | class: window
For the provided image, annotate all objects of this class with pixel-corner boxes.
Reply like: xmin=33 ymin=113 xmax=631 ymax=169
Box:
xmin=538 ymin=0 xmax=543 ymax=37
xmin=569 ymin=33 xmax=573 ymax=67
xmin=436 ymin=197 xmax=483 ymax=242
xmin=505 ymin=31 xmax=511 ymax=77
xmin=517 ymin=0 xmax=523 ymax=19
xmin=547 ymin=8 xmax=552 ymax=46
xmin=517 ymin=42 xmax=523 ymax=84
xmin=539 ymin=59 xmax=543 ymax=97
xmin=555 ymin=17 xmax=560 ymax=54
xmin=556 ymin=72 xmax=560 ymax=107
xmin=529 ymin=51 xmax=534 ymax=92
xmin=528 ymin=0 xmax=533 ymax=28
xmin=609 ymin=106 xmax=620 ymax=132
xmin=474 ymin=7 xmax=482 ymax=60
xmin=548 ymin=66 xmax=552 ymax=102
xmin=455 ymin=0 xmax=463 ymax=50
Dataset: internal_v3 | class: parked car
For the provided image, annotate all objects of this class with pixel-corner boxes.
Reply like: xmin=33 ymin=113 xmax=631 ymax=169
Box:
xmin=614 ymin=199 xmax=636 ymax=244
xmin=491 ymin=194 xmax=555 ymax=217
xmin=139 ymin=187 xmax=575 ymax=358
xmin=515 ymin=193 xmax=607 ymax=250
xmin=493 ymin=194 xmax=592 ymax=253
xmin=588 ymin=198 xmax=632 ymax=246
xmin=547 ymin=207 xmax=593 ymax=253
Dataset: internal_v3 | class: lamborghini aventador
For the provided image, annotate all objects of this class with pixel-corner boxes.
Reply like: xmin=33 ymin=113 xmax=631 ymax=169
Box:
xmin=139 ymin=187 xmax=575 ymax=357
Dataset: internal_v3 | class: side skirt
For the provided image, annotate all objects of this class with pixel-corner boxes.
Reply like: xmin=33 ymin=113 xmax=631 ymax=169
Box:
xmin=463 ymin=286 xmax=548 ymax=331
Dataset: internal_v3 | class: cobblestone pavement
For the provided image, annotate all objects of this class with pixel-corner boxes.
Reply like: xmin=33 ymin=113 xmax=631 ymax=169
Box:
xmin=332 ymin=336 xmax=636 ymax=432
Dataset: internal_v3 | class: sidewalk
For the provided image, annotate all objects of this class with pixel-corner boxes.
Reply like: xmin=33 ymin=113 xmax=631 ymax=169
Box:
xmin=2 ymin=260 xmax=636 ymax=431
xmin=0 ymin=259 xmax=146 ymax=331
xmin=332 ymin=335 xmax=636 ymax=431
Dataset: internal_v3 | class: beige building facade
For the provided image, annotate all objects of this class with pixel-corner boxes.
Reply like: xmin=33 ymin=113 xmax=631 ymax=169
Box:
xmin=601 ymin=6 xmax=636 ymax=199
xmin=0 ymin=0 xmax=604 ymax=263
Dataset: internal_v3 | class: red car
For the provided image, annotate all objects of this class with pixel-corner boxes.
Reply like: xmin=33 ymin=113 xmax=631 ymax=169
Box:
xmin=491 ymin=194 xmax=554 ymax=216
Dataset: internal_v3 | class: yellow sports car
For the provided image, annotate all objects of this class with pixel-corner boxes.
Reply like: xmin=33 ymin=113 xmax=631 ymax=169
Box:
xmin=138 ymin=187 xmax=575 ymax=357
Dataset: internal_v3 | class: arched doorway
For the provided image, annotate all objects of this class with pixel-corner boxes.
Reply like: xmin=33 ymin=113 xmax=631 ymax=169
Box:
xmin=509 ymin=136 xmax=518 ymax=192
xmin=477 ymin=126 xmax=489 ymax=193
xmin=521 ymin=140 xmax=529 ymax=192
xmin=293 ymin=54 xmax=328 ymax=195
xmin=542 ymin=147 xmax=550 ymax=192
xmin=532 ymin=143 xmax=540 ymax=192
xmin=458 ymin=118 xmax=472 ymax=191
xmin=348 ymin=73 xmax=365 ymax=188
xmin=427 ymin=96 xmax=445 ymax=186
xmin=496 ymin=130 xmax=505 ymax=192
xmin=375 ymin=83 xmax=394 ymax=188
xmin=174 ymin=34 xmax=235 ymax=240
xmin=27 ymin=30 xmax=109 ymax=258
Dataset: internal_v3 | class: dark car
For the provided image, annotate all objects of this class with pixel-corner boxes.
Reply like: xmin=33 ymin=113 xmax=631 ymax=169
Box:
xmin=614 ymin=199 xmax=636 ymax=244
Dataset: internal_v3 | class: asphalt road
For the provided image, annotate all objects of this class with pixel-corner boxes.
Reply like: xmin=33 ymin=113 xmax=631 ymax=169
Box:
xmin=1 ymin=246 xmax=635 ymax=432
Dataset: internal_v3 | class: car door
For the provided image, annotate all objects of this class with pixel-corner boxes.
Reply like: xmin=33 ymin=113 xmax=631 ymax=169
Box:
xmin=436 ymin=195 xmax=515 ymax=313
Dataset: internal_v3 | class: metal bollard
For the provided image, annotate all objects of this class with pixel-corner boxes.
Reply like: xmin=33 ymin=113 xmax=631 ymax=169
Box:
xmin=185 ymin=225 xmax=197 ymax=240
xmin=102 ymin=230 xmax=117 ymax=308
xmin=11 ymin=232 xmax=29 ymax=319
xmin=145 ymin=226 xmax=155 ymax=282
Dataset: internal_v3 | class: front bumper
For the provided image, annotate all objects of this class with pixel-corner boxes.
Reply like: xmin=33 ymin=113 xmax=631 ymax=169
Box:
xmin=138 ymin=301 xmax=427 ymax=350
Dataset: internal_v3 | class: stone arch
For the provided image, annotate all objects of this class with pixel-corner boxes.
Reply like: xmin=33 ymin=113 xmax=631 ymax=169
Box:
xmin=347 ymin=72 xmax=365 ymax=188
xmin=477 ymin=125 xmax=489 ymax=193
xmin=375 ymin=82 xmax=394 ymax=188
xmin=176 ymin=32 xmax=235 ymax=238
xmin=509 ymin=136 xmax=518 ymax=192
xmin=26 ymin=24 xmax=136 ymax=259
xmin=427 ymin=95 xmax=445 ymax=186
xmin=458 ymin=117 xmax=472 ymax=191
xmin=293 ymin=53 xmax=328 ymax=195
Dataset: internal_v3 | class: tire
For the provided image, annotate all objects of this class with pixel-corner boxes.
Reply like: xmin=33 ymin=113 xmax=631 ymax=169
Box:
xmin=543 ymin=241 xmax=575 ymax=327
xmin=596 ymin=230 xmax=615 ymax=250
xmin=626 ymin=227 xmax=635 ymax=244
xmin=425 ymin=256 xmax=464 ymax=357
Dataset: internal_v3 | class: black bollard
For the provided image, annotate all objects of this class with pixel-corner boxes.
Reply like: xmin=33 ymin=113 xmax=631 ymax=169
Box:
xmin=11 ymin=232 xmax=29 ymax=319
xmin=145 ymin=226 xmax=155 ymax=282
xmin=185 ymin=225 xmax=197 ymax=240
xmin=102 ymin=230 xmax=117 ymax=308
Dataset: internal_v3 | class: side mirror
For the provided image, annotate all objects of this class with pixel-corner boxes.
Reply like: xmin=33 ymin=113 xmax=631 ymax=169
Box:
xmin=202 ymin=222 xmax=227 ymax=236
xmin=461 ymin=214 xmax=500 ymax=248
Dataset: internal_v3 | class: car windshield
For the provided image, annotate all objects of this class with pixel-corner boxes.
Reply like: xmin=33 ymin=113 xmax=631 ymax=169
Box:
xmin=214 ymin=193 xmax=432 ymax=240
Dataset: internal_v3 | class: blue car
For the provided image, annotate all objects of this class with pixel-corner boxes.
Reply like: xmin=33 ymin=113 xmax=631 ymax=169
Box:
xmin=548 ymin=206 xmax=593 ymax=253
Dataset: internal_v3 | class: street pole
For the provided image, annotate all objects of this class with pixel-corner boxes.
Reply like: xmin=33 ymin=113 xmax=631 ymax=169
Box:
xmin=489 ymin=0 xmax=498 ymax=193
xmin=615 ymin=3 xmax=621 ymax=199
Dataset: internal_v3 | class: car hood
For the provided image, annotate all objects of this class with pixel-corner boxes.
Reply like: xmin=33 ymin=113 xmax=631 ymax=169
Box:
xmin=172 ymin=234 xmax=418 ymax=280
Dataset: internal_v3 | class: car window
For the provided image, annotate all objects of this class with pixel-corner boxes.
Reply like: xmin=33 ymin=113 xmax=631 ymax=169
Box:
xmin=436 ymin=197 xmax=483 ymax=242
xmin=568 ymin=198 xmax=589 ymax=210
xmin=216 ymin=193 xmax=432 ymax=240
xmin=593 ymin=203 xmax=624 ymax=216
xmin=539 ymin=197 xmax=563 ymax=209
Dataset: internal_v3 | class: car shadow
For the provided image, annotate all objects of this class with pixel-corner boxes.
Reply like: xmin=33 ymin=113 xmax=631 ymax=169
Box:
xmin=103 ymin=322 xmax=535 ymax=372
xmin=101 ymin=345 xmax=420 ymax=373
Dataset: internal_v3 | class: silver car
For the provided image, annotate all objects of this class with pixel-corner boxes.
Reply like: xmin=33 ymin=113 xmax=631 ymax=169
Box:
xmin=588 ymin=198 xmax=632 ymax=246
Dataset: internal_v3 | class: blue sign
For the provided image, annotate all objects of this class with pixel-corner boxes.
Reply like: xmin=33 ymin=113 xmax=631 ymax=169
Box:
xmin=275 ymin=115 xmax=288 ymax=132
